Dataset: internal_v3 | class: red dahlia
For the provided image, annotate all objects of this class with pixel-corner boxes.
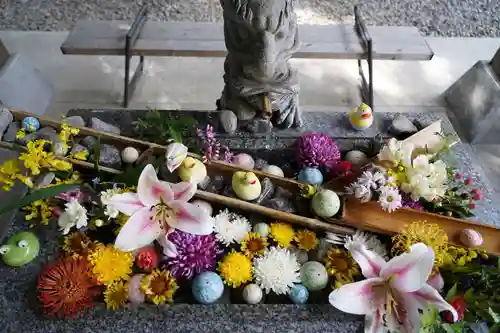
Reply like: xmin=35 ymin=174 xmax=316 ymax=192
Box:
xmin=37 ymin=257 xmax=99 ymax=318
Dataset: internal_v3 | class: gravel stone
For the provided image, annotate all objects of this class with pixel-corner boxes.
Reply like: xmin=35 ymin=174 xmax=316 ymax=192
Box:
xmin=81 ymin=136 xmax=98 ymax=150
xmin=64 ymin=116 xmax=85 ymax=127
xmin=90 ymin=117 xmax=121 ymax=135
xmin=0 ymin=108 xmax=13 ymax=141
xmin=3 ymin=121 xmax=19 ymax=142
xmin=90 ymin=144 xmax=121 ymax=168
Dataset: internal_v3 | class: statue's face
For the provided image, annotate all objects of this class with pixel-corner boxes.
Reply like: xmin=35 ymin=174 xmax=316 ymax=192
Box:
xmin=228 ymin=0 xmax=298 ymax=79
xmin=0 ymin=232 xmax=40 ymax=267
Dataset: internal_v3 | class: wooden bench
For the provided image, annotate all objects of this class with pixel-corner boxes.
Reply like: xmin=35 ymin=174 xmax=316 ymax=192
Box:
xmin=61 ymin=6 xmax=434 ymax=109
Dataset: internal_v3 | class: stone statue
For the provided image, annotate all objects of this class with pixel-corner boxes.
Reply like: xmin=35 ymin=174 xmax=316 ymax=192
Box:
xmin=217 ymin=0 xmax=302 ymax=133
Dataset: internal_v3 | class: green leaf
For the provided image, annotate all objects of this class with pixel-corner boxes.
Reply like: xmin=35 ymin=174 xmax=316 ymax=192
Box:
xmin=0 ymin=184 xmax=80 ymax=215
xmin=446 ymin=283 xmax=458 ymax=301
xmin=111 ymin=165 xmax=142 ymax=187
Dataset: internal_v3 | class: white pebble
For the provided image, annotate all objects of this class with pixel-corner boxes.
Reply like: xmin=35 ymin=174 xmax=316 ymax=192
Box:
xmin=344 ymin=150 xmax=369 ymax=166
xmin=121 ymin=147 xmax=139 ymax=164
xmin=253 ymin=223 xmax=270 ymax=237
xmin=191 ymin=200 xmax=213 ymax=216
xmin=292 ymin=248 xmax=309 ymax=264
xmin=243 ymin=284 xmax=263 ymax=304
xmin=262 ymin=165 xmax=284 ymax=177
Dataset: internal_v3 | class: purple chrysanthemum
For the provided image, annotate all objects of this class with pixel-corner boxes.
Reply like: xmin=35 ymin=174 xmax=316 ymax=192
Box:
xmin=401 ymin=193 xmax=424 ymax=211
xmin=296 ymin=132 xmax=341 ymax=168
xmin=163 ymin=230 xmax=219 ymax=280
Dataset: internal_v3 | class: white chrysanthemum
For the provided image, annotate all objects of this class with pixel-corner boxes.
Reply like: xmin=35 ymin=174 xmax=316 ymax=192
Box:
xmin=100 ymin=189 xmax=120 ymax=219
xmin=377 ymin=186 xmax=402 ymax=213
xmin=58 ymin=198 xmax=88 ymax=235
xmin=325 ymin=230 xmax=388 ymax=260
xmin=213 ymin=209 xmax=251 ymax=246
xmin=253 ymin=246 xmax=300 ymax=295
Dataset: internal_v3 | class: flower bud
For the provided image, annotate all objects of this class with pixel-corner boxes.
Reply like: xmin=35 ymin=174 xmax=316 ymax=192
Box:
xmin=464 ymin=178 xmax=473 ymax=185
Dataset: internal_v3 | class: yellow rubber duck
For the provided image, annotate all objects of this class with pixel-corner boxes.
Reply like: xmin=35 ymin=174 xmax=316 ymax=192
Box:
xmin=178 ymin=157 xmax=207 ymax=184
xmin=232 ymin=171 xmax=262 ymax=201
xmin=349 ymin=103 xmax=373 ymax=131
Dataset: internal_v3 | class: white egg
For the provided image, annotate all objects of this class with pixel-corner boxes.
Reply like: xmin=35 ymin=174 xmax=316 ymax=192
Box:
xmin=344 ymin=150 xmax=369 ymax=166
xmin=243 ymin=283 xmax=263 ymax=304
xmin=121 ymin=147 xmax=139 ymax=164
xmin=253 ymin=223 xmax=270 ymax=237
xmin=191 ymin=200 xmax=213 ymax=216
xmin=262 ymin=165 xmax=284 ymax=177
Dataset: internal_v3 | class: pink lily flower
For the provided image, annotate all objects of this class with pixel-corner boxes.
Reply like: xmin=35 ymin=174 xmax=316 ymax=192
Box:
xmin=102 ymin=164 xmax=213 ymax=253
xmin=329 ymin=242 xmax=458 ymax=333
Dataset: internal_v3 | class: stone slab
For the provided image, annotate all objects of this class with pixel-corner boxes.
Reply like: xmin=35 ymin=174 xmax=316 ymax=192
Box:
xmin=0 ymin=110 xmax=497 ymax=333
xmin=0 ymin=53 xmax=54 ymax=116
xmin=0 ymin=39 xmax=9 ymax=69
xmin=445 ymin=60 xmax=500 ymax=144
xmin=492 ymin=46 xmax=500 ymax=78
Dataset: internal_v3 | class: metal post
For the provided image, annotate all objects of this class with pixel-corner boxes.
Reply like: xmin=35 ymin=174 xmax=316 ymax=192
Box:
xmin=123 ymin=5 xmax=148 ymax=108
xmin=353 ymin=5 xmax=374 ymax=111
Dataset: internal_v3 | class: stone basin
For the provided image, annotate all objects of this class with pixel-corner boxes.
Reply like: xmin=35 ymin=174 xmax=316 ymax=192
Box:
xmin=0 ymin=110 xmax=498 ymax=332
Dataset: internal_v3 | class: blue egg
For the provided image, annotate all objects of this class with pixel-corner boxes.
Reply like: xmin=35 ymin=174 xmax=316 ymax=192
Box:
xmin=192 ymin=271 xmax=224 ymax=304
xmin=22 ymin=117 xmax=40 ymax=132
xmin=298 ymin=168 xmax=323 ymax=185
xmin=290 ymin=284 xmax=309 ymax=304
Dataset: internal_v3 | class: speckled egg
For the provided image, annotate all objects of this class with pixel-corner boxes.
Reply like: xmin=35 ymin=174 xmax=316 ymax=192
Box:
xmin=242 ymin=283 xmax=263 ymax=304
xmin=121 ymin=147 xmax=139 ymax=164
xmin=460 ymin=229 xmax=483 ymax=247
xmin=289 ymin=284 xmax=309 ymax=304
xmin=253 ymin=223 xmax=270 ymax=237
xmin=300 ymin=261 xmax=328 ymax=291
xmin=311 ymin=190 xmax=341 ymax=218
xmin=191 ymin=200 xmax=213 ymax=216
xmin=344 ymin=150 xmax=369 ymax=166
xmin=233 ymin=153 xmax=255 ymax=169
xmin=22 ymin=117 xmax=40 ymax=132
xmin=262 ymin=165 xmax=284 ymax=177
xmin=192 ymin=272 xmax=224 ymax=304
xmin=298 ymin=168 xmax=324 ymax=185
xmin=128 ymin=274 xmax=145 ymax=304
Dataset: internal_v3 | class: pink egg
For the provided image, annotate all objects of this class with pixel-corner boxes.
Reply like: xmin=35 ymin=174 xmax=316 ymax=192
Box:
xmin=233 ymin=153 xmax=255 ymax=169
xmin=128 ymin=274 xmax=145 ymax=304
xmin=459 ymin=229 xmax=483 ymax=247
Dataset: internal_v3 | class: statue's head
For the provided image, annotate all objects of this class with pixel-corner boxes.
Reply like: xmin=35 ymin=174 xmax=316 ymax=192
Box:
xmin=221 ymin=0 xmax=299 ymax=79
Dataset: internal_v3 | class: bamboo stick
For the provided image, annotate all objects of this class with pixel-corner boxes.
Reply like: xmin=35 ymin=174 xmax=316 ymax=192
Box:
xmin=195 ymin=189 xmax=354 ymax=235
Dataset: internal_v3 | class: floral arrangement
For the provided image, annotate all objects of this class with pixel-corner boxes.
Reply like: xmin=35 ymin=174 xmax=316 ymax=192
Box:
xmin=1 ymin=114 xmax=499 ymax=333
xmin=345 ymin=137 xmax=483 ymax=218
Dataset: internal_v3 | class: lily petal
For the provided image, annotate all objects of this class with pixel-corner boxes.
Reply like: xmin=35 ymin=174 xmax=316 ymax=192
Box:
xmin=137 ymin=164 xmax=174 ymax=206
xmin=381 ymin=243 xmax=434 ymax=293
xmin=114 ymin=207 xmax=162 ymax=252
xmin=165 ymin=142 xmax=188 ymax=173
xmin=157 ymin=230 xmax=179 ymax=258
xmin=427 ymin=271 xmax=444 ymax=291
xmin=102 ymin=192 xmax=144 ymax=216
xmin=167 ymin=181 xmax=196 ymax=201
xmin=412 ymin=284 xmax=459 ymax=322
xmin=168 ymin=201 xmax=213 ymax=235
xmin=346 ymin=243 xmax=386 ymax=278
xmin=398 ymin=293 xmax=422 ymax=333
xmin=328 ymin=278 xmax=384 ymax=315
xmin=364 ymin=311 xmax=384 ymax=333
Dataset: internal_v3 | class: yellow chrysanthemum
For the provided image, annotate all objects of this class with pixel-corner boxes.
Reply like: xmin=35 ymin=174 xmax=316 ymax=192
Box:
xmin=104 ymin=280 xmax=129 ymax=310
xmin=241 ymin=233 xmax=268 ymax=258
xmin=392 ymin=221 xmax=448 ymax=267
xmin=443 ymin=245 xmax=487 ymax=267
xmin=140 ymin=269 xmax=178 ymax=305
xmin=294 ymin=230 xmax=318 ymax=251
xmin=62 ymin=231 xmax=96 ymax=259
xmin=324 ymin=247 xmax=360 ymax=287
xmin=88 ymin=244 xmax=133 ymax=285
xmin=269 ymin=223 xmax=295 ymax=248
xmin=218 ymin=250 xmax=252 ymax=288
xmin=22 ymin=199 xmax=52 ymax=225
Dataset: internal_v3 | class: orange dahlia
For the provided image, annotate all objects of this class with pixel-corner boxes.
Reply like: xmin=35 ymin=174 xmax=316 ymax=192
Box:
xmin=37 ymin=257 xmax=99 ymax=318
